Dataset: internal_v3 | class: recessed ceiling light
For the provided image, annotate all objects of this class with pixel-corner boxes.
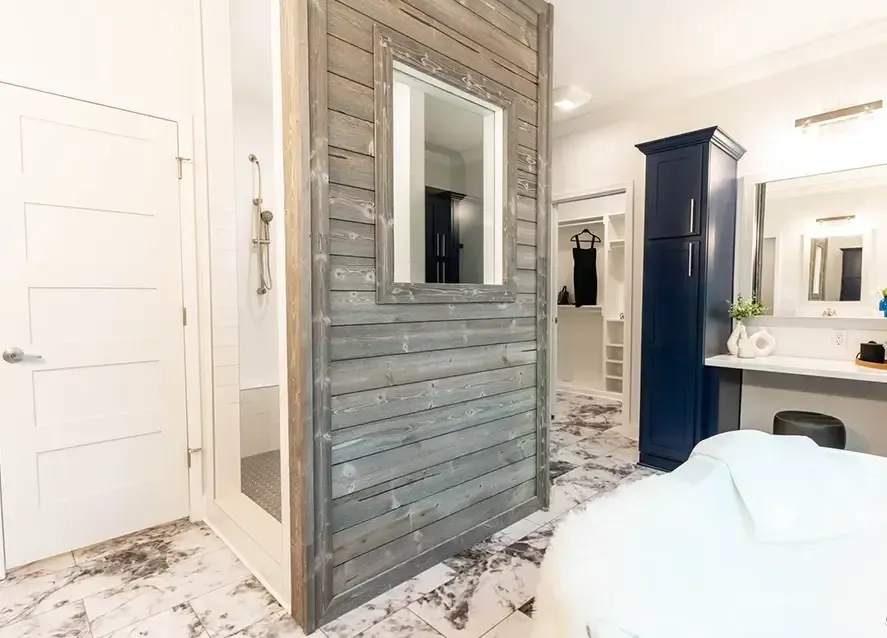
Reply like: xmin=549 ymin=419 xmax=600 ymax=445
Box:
xmin=553 ymin=86 xmax=591 ymax=113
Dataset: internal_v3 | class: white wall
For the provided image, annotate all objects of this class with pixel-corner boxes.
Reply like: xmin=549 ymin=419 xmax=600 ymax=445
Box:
xmin=553 ymin=40 xmax=887 ymax=426
xmin=0 ymin=0 xmax=194 ymax=121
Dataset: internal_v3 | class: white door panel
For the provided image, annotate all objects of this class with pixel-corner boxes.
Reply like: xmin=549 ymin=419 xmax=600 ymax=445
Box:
xmin=0 ymin=84 xmax=189 ymax=568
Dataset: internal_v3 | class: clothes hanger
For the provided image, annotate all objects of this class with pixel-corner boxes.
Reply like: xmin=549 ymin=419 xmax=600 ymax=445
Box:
xmin=570 ymin=228 xmax=601 ymax=248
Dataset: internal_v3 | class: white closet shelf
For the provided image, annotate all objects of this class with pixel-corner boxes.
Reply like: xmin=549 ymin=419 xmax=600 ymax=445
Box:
xmin=606 ymin=318 xmax=624 ymax=322
xmin=606 ymin=343 xmax=624 ymax=348
xmin=608 ymin=239 xmax=626 ymax=248
xmin=557 ymin=305 xmax=603 ymax=313
xmin=605 ymin=374 xmax=624 ymax=380
xmin=606 ymin=359 xmax=623 ymax=365
xmin=558 ymin=218 xmax=605 ymax=229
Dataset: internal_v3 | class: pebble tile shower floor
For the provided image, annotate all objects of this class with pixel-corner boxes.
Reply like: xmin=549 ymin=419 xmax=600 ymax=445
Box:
xmin=0 ymin=392 xmax=653 ymax=637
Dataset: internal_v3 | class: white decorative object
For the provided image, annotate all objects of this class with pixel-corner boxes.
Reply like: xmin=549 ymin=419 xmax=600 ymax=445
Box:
xmin=753 ymin=328 xmax=777 ymax=357
xmin=726 ymin=322 xmax=745 ymax=356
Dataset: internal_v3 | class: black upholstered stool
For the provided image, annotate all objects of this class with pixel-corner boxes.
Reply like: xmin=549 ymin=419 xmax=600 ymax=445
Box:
xmin=773 ymin=411 xmax=846 ymax=449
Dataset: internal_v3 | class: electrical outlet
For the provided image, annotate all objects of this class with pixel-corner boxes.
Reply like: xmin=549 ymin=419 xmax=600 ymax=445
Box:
xmin=834 ymin=330 xmax=848 ymax=348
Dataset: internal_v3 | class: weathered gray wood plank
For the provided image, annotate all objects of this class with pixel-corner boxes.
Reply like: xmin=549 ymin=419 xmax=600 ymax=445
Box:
xmin=517 ymin=220 xmax=537 ymax=247
xmin=329 ymin=291 xmax=536 ymax=325
xmin=518 ymin=120 xmax=537 ymax=150
xmin=329 ymin=219 xmax=374 ymax=258
xmin=332 ymin=480 xmax=536 ymax=592
xmin=332 ymin=388 xmax=536 ymax=463
xmin=454 ymin=0 xmax=538 ymax=51
xmin=535 ymin=3 xmax=553 ymax=508
xmin=333 ymin=457 xmax=535 ymax=564
xmin=495 ymin=0 xmax=541 ymax=24
xmin=330 ymin=263 xmax=375 ymax=291
xmin=332 ymin=410 xmax=535 ymax=499
xmin=306 ymin=0 xmax=332 ymax=625
xmin=329 ymin=110 xmax=374 ymax=156
xmin=331 ymin=434 xmax=536 ymax=532
xmin=514 ymin=269 xmax=535 ymax=294
xmin=329 ymin=146 xmax=374 ymax=190
xmin=517 ymin=195 xmax=536 ymax=222
xmin=323 ymin=495 xmax=539 ymax=618
xmin=330 ymin=342 xmax=537 ymax=395
xmin=328 ymin=35 xmax=373 ymax=88
xmin=332 ymin=0 xmax=538 ymax=102
xmin=281 ymin=0 xmax=313 ymax=627
xmin=328 ymin=0 xmax=373 ymax=51
xmin=516 ymin=244 xmax=535 ymax=269
xmin=398 ymin=0 xmax=537 ymax=75
xmin=330 ymin=183 xmax=375 ymax=224
xmin=329 ymin=317 xmax=536 ymax=360
xmin=517 ymin=169 xmax=537 ymax=198
xmin=330 ymin=364 xmax=536 ymax=429
xmin=517 ymin=144 xmax=537 ymax=174
xmin=329 ymin=73 xmax=374 ymax=122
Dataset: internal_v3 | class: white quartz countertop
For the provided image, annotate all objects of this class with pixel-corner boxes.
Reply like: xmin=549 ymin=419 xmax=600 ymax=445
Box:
xmin=705 ymin=354 xmax=887 ymax=384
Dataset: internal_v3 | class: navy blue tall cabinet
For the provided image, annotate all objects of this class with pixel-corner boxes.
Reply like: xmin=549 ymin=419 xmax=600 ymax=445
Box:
xmin=636 ymin=127 xmax=746 ymax=471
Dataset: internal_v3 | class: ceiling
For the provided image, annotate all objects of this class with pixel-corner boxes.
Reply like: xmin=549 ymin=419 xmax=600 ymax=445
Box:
xmin=552 ymin=0 xmax=887 ymax=119
xmin=229 ymin=0 xmax=273 ymax=100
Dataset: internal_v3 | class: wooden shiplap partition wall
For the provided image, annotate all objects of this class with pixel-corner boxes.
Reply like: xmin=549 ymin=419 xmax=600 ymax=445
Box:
xmin=291 ymin=0 xmax=553 ymax=629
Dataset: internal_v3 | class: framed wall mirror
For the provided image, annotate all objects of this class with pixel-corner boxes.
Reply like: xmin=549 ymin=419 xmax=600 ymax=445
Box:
xmin=752 ymin=163 xmax=887 ymax=317
xmin=374 ymin=27 xmax=517 ymax=304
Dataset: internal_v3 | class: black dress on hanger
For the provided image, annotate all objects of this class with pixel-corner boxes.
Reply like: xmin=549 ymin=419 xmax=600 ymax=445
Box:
xmin=571 ymin=229 xmax=600 ymax=307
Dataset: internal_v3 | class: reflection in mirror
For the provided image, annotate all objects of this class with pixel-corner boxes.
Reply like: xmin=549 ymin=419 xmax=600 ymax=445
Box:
xmin=807 ymin=236 xmax=863 ymax=302
xmin=754 ymin=164 xmax=887 ymax=317
xmin=392 ymin=63 xmax=504 ymax=285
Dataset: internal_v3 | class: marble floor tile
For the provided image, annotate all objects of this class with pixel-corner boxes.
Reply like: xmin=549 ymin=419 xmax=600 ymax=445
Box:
xmin=0 ymin=601 xmax=90 ymax=638
xmin=502 ymin=525 xmax=554 ymax=567
xmin=190 ymin=576 xmax=286 ymax=637
xmin=103 ymin=603 xmax=206 ymax=638
xmin=75 ymin=520 xmax=224 ymax=569
xmin=73 ymin=519 xmax=195 ymax=565
xmin=518 ymin=599 xmax=535 ymax=618
xmin=409 ymin=549 xmax=539 ymax=638
xmin=4 ymin=552 xmax=76 ymax=584
xmin=488 ymin=517 xmax=540 ymax=548
xmin=322 ymin=563 xmax=455 ymax=638
xmin=561 ymin=429 xmax=636 ymax=463
xmin=481 ymin=611 xmax=533 ymax=637
xmin=84 ymin=547 xmax=250 ymax=636
xmin=354 ymin=609 xmax=441 ymax=637
xmin=227 ymin=607 xmax=321 ymax=637
xmin=554 ymin=392 xmax=622 ymax=428
xmin=0 ymin=558 xmax=133 ymax=627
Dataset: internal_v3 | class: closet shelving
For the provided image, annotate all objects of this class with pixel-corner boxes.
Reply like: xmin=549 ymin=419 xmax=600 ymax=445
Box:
xmin=554 ymin=193 xmax=629 ymax=402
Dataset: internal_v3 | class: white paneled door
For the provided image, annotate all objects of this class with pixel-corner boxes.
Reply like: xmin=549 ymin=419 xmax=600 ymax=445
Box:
xmin=0 ymin=84 xmax=189 ymax=568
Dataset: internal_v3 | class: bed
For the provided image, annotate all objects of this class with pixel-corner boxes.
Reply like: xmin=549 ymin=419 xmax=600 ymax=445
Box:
xmin=532 ymin=430 xmax=887 ymax=638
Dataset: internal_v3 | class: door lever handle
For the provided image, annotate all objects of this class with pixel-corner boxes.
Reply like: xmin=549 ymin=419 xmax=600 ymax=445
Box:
xmin=2 ymin=347 xmax=42 ymax=364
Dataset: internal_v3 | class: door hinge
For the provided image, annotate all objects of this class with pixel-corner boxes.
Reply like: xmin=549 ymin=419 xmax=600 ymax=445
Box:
xmin=175 ymin=156 xmax=192 ymax=180
xmin=188 ymin=447 xmax=202 ymax=469
xmin=182 ymin=306 xmax=188 ymax=326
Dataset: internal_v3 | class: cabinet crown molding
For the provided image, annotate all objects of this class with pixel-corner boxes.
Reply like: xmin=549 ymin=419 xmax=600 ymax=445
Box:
xmin=636 ymin=126 xmax=747 ymax=161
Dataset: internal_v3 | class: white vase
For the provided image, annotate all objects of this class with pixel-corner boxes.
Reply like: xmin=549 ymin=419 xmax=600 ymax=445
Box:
xmin=727 ymin=322 xmax=745 ymax=356
xmin=753 ymin=328 xmax=777 ymax=357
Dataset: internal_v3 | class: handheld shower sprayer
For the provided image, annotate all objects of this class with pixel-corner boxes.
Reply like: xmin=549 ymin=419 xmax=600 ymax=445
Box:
xmin=249 ymin=154 xmax=273 ymax=295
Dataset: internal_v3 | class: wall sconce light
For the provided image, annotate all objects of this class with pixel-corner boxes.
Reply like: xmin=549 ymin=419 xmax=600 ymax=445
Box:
xmin=795 ymin=100 xmax=882 ymax=130
xmin=815 ymin=214 xmax=856 ymax=226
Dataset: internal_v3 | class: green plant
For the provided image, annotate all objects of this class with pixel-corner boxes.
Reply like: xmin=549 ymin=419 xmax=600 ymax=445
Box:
xmin=880 ymin=287 xmax=887 ymax=298
xmin=727 ymin=295 xmax=766 ymax=321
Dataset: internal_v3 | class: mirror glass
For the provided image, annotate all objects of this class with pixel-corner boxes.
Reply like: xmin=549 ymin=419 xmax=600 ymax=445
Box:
xmin=807 ymin=236 xmax=863 ymax=301
xmin=392 ymin=63 xmax=505 ymax=285
xmin=755 ymin=164 xmax=887 ymax=317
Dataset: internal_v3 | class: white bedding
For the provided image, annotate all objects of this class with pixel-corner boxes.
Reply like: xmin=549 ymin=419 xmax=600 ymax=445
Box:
xmin=532 ymin=432 xmax=887 ymax=638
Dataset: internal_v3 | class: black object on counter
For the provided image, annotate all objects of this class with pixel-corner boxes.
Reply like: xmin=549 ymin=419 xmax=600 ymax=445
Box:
xmin=570 ymin=229 xmax=600 ymax=307
xmin=858 ymin=341 xmax=886 ymax=364
xmin=557 ymin=286 xmax=571 ymax=305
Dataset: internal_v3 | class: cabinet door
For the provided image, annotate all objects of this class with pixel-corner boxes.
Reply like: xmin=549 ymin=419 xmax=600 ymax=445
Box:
xmin=644 ymin=145 xmax=704 ymax=240
xmin=640 ymin=238 xmax=701 ymax=466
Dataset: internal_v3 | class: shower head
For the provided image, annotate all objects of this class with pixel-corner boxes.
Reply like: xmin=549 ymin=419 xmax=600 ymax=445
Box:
xmin=260 ymin=210 xmax=274 ymax=223
xmin=248 ymin=154 xmax=258 ymax=163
